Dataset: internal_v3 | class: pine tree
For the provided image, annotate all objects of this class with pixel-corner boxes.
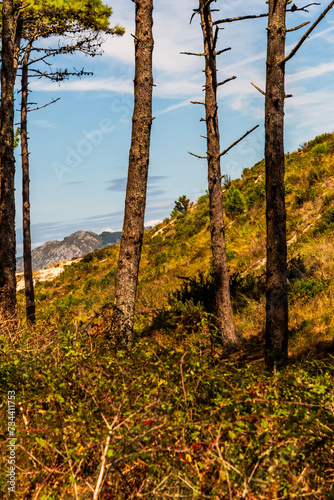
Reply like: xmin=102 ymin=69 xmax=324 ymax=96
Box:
xmin=112 ymin=0 xmax=154 ymax=345
xmin=0 ymin=0 xmax=23 ymax=319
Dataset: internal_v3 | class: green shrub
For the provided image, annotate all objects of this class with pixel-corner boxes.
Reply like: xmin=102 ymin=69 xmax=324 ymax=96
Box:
xmin=322 ymin=193 xmax=333 ymax=207
xmin=83 ymin=278 xmax=98 ymax=293
xmin=287 ymin=255 xmax=315 ymax=283
xmin=294 ymin=187 xmax=318 ymax=207
xmin=224 ymin=186 xmax=247 ymax=216
xmin=307 ymin=166 xmax=326 ymax=186
xmin=306 ymin=133 xmax=333 ymax=149
xmin=169 ymin=270 xmax=264 ymax=316
xmin=100 ymin=268 xmax=117 ymax=288
xmin=312 ymin=206 xmax=334 ymax=235
xmin=245 ymin=180 xmax=265 ymax=208
xmin=291 ymin=278 xmax=328 ymax=299
xmin=311 ymin=143 xmax=329 ymax=158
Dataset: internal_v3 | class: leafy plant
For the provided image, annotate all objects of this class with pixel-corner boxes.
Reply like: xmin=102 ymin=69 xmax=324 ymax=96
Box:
xmin=224 ymin=185 xmax=247 ymax=216
xmin=312 ymin=206 xmax=334 ymax=235
xmin=291 ymin=278 xmax=328 ymax=299
xmin=294 ymin=186 xmax=318 ymax=206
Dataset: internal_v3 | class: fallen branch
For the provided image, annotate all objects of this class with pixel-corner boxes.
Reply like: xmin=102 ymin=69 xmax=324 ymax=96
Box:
xmin=93 ymin=434 xmax=111 ymax=500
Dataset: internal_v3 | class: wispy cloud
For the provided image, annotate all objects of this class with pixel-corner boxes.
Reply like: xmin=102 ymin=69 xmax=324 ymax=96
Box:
xmin=288 ymin=62 xmax=334 ymax=84
xmin=31 ymin=119 xmax=55 ymax=128
xmin=106 ymin=175 xmax=168 ymax=194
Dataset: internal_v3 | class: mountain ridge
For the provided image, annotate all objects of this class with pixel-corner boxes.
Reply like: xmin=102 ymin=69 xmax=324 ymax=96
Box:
xmin=16 ymin=229 xmax=122 ymax=272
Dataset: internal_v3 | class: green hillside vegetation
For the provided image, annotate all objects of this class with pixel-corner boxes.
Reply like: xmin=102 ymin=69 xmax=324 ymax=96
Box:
xmin=1 ymin=133 xmax=334 ymax=498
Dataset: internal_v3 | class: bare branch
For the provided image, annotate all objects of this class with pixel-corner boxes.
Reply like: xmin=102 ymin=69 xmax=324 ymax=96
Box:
xmin=252 ymin=81 xmax=292 ymax=98
xmin=251 ymin=82 xmax=265 ymax=96
xmin=290 ymin=2 xmax=320 ymax=13
xmin=190 ymin=101 xmax=205 ymax=105
xmin=286 ymin=21 xmax=310 ymax=32
xmin=213 ymin=3 xmax=320 ymax=25
xmin=28 ymin=98 xmax=60 ymax=112
xmin=283 ymin=0 xmax=334 ymax=63
xmin=213 ymin=26 xmax=219 ymax=51
xmin=215 ymin=47 xmax=232 ymax=56
xmin=217 ymin=76 xmax=237 ymax=87
xmin=214 ymin=13 xmax=268 ymax=25
xmin=180 ymin=51 xmax=205 ymax=56
xmin=219 ymin=125 xmax=259 ymax=157
xmin=188 ymin=151 xmax=207 ymax=159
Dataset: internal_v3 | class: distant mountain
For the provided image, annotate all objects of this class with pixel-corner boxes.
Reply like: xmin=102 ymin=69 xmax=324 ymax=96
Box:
xmin=16 ymin=230 xmax=121 ymax=272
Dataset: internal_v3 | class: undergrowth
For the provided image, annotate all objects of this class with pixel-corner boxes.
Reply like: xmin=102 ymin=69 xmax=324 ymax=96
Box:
xmin=0 ymin=327 xmax=334 ymax=499
xmin=4 ymin=131 xmax=334 ymax=498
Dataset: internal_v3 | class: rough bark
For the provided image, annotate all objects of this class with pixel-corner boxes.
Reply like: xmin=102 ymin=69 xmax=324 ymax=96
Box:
xmin=199 ymin=3 xmax=239 ymax=349
xmin=112 ymin=0 xmax=154 ymax=344
xmin=21 ymin=43 xmax=36 ymax=324
xmin=0 ymin=0 xmax=22 ymax=319
xmin=264 ymin=0 xmax=288 ymax=370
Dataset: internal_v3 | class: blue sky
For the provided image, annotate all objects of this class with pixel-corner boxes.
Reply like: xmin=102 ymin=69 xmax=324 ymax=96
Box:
xmin=15 ymin=0 xmax=334 ymax=254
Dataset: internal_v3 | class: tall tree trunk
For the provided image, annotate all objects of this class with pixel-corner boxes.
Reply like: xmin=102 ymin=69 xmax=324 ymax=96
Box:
xmin=264 ymin=0 xmax=288 ymax=370
xmin=21 ymin=43 xmax=36 ymax=324
xmin=0 ymin=0 xmax=21 ymax=319
xmin=112 ymin=0 xmax=154 ymax=344
xmin=199 ymin=2 xmax=239 ymax=349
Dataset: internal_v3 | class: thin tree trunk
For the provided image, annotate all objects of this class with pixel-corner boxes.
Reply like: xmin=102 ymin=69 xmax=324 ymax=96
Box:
xmin=0 ymin=0 xmax=21 ymax=319
xmin=112 ymin=0 xmax=154 ymax=344
xmin=264 ymin=0 xmax=288 ymax=370
xmin=199 ymin=2 xmax=239 ymax=349
xmin=21 ymin=43 xmax=36 ymax=324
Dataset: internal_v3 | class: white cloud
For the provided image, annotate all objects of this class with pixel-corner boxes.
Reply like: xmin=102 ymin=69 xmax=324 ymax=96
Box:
xmin=31 ymin=119 xmax=55 ymax=128
xmin=288 ymin=62 xmax=334 ymax=83
xmin=29 ymin=0 xmax=334 ymax=148
xmin=145 ymin=219 xmax=162 ymax=227
xmin=31 ymin=77 xmax=134 ymax=94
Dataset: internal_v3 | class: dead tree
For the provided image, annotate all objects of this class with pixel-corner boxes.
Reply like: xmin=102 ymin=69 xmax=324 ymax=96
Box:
xmin=264 ymin=0 xmax=289 ymax=371
xmin=0 ymin=0 xmax=23 ymax=319
xmin=111 ymin=0 xmax=154 ymax=345
xmin=216 ymin=0 xmax=334 ymax=369
xmin=185 ymin=0 xmax=258 ymax=349
xmin=265 ymin=0 xmax=334 ymax=370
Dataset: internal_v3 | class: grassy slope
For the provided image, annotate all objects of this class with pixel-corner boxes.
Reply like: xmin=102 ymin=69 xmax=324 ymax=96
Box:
xmin=24 ymin=131 xmax=334 ymax=359
xmin=2 ymin=133 xmax=334 ymax=498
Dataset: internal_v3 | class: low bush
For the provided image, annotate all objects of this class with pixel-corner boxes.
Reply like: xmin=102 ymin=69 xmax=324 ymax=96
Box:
xmin=224 ymin=186 xmax=247 ymax=216
xmin=294 ymin=186 xmax=318 ymax=207
xmin=291 ymin=278 xmax=328 ymax=299
xmin=312 ymin=206 xmax=334 ymax=235
xmin=245 ymin=180 xmax=265 ymax=208
xmin=1 ymin=332 xmax=333 ymax=499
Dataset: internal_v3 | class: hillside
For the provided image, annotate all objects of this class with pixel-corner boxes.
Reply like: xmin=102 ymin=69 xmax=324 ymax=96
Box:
xmin=2 ymin=132 xmax=334 ymax=498
xmin=16 ymin=229 xmax=121 ymax=271
xmin=25 ymin=132 xmax=334 ymax=358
